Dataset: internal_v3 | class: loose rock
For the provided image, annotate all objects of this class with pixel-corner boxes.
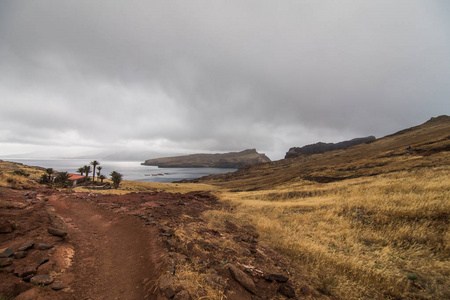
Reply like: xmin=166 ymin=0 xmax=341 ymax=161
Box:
xmin=30 ymin=274 xmax=54 ymax=285
xmin=36 ymin=243 xmax=53 ymax=250
xmin=159 ymin=274 xmax=173 ymax=291
xmin=0 ymin=221 xmax=14 ymax=233
xmin=0 ymin=247 xmax=14 ymax=258
xmin=278 ymin=283 xmax=296 ymax=298
xmin=228 ymin=263 xmax=257 ymax=294
xmin=265 ymin=273 xmax=289 ymax=283
xmin=47 ymin=227 xmax=67 ymax=238
xmin=0 ymin=257 xmax=13 ymax=267
xmin=14 ymin=265 xmax=37 ymax=278
xmin=51 ymin=282 xmax=66 ymax=290
xmin=17 ymin=240 xmax=34 ymax=251
xmin=37 ymin=258 xmax=49 ymax=267
xmin=14 ymin=251 xmax=28 ymax=259
xmin=165 ymin=287 xmax=176 ymax=298
xmin=173 ymin=290 xmax=191 ymax=300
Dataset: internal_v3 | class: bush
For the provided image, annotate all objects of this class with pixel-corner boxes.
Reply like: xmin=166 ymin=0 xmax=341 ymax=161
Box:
xmin=110 ymin=171 xmax=123 ymax=189
xmin=12 ymin=170 xmax=30 ymax=177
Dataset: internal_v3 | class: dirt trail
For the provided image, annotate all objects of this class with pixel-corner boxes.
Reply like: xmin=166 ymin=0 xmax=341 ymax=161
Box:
xmin=48 ymin=194 xmax=163 ymax=300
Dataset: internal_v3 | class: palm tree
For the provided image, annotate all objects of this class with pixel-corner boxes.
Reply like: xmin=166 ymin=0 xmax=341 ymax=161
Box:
xmin=55 ymin=172 xmax=70 ymax=187
xmin=45 ymin=168 xmax=54 ymax=183
xmin=83 ymin=165 xmax=91 ymax=181
xmin=77 ymin=167 xmax=85 ymax=176
xmin=97 ymin=166 xmax=103 ymax=181
xmin=98 ymin=174 xmax=106 ymax=183
xmin=90 ymin=160 xmax=100 ymax=182
xmin=110 ymin=171 xmax=123 ymax=189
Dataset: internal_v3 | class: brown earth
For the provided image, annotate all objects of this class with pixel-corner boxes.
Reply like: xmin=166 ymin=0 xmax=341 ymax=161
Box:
xmin=0 ymin=186 xmax=165 ymax=299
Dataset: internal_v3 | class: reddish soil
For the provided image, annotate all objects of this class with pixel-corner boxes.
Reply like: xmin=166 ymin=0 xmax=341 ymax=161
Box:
xmin=48 ymin=193 xmax=164 ymax=299
xmin=0 ymin=187 xmax=165 ymax=299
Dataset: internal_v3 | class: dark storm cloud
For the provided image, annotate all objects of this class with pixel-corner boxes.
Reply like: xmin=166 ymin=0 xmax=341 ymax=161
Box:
xmin=1 ymin=1 xmax=449 ymax=159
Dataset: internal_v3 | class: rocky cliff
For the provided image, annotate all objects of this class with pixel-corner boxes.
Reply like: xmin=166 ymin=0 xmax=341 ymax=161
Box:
xmin=285 ymin=136 xmax=376 ymax=158
xmin=142 ymin=149 xmax=271 ymax=168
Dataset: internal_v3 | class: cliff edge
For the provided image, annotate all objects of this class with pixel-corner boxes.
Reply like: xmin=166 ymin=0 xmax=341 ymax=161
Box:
xmin=285 ymin=136 xmax=376 ymax=158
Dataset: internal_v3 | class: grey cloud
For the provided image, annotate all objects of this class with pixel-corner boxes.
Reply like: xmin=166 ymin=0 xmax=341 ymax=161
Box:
xmin=1 ymin=1 xmax=449 ymax=160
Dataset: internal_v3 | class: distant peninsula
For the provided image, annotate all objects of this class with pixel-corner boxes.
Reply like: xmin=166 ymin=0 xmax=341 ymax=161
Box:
xmin=141 ymin=149 xmax=271 ymax=168
xmin=285 ymin=136 xmax=376 ymax=158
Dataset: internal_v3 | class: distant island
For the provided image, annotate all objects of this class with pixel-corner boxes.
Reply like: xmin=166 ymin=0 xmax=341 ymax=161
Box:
xmin=141 ymin=149 xmax=271 ymax=168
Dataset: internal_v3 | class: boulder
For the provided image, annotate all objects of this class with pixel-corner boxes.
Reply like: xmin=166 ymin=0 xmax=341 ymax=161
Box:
xmin=228 ymin=264 xmax=257 ymax=294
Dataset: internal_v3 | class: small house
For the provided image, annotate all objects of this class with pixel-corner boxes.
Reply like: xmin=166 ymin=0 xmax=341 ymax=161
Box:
xmin=68 ymin=174 xmax=86 ymax=186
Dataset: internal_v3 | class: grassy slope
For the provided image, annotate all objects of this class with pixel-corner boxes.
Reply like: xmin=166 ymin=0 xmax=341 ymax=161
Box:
xmin=202 ymin=116 xmax=449 ymax=191
xmin=198 ymin=116 xmax=450 ymax=299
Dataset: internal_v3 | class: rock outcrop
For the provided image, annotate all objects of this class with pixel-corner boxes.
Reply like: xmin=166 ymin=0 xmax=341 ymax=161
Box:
xmin=142 ymin=149 xmax=271 ymax=168
xmin=285 ymin=136 xmax=376 ymax=158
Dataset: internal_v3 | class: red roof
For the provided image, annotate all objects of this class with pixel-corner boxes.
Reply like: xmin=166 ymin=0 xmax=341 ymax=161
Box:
xmin=68 ymin=174 xmax=85 ymax=180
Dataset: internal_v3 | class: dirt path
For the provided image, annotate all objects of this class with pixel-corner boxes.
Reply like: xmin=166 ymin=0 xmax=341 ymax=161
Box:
xmin=48 ymin=194 xmax=163 ymax=300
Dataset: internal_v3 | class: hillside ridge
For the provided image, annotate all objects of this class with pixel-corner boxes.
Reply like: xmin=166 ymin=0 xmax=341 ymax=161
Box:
xmin=285 ymin=136 xmax=376 ymax=158
xmin=192 ymin=115 xmax=450 ymax=189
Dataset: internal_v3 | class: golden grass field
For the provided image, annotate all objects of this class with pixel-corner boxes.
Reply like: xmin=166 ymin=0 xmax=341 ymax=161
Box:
xmin=194 ymin=117 xmax=450 ymax=299
xmin=201 ymin=165 xmax=449 ymax=299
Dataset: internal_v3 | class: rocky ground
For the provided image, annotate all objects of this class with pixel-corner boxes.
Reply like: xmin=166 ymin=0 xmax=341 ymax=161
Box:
xmin=1 ymin=182 xmax=320 ymax=299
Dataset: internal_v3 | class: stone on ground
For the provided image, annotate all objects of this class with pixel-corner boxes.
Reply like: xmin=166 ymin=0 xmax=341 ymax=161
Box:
xmin=30 ymin=274 xmax=54 ymax=285
xmin=228 ymin=263 xmax=257 ymax=294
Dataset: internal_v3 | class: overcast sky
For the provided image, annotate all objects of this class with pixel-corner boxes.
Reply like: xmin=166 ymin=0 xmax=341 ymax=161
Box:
xmin=1 ymin=1 xmax=449 ymax=160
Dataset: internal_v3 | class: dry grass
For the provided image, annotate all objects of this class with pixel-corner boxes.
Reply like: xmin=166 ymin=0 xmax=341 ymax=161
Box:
xmin=0 ymin=160 xmax=43 ymax=189
xmin=73 ymin=179 xmax=217 ymax=195
xmin=0 ymin=160 xmax=45 ymax=181
xmin=203 ymin=166 xmax=450 ymax=299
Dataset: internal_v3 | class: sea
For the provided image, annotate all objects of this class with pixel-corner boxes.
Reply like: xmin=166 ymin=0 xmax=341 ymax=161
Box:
xmin=1 ymin=158 xmax=237 ymax=183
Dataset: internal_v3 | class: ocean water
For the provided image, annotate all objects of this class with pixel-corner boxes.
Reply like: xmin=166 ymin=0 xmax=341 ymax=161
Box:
xmin=1 ymin=158 xmax=236 ymax=183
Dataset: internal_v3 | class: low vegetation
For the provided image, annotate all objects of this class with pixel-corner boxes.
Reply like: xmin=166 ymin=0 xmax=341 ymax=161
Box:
xmin=199 ymin=166 xmax=449 ymax=299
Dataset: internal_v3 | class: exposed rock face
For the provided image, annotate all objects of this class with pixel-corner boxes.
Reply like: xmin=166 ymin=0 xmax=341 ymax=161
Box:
xmin=285 ymin=136 xmax=376 ymax=158
xmin=142 ymin=149 xmax=271 ymax=168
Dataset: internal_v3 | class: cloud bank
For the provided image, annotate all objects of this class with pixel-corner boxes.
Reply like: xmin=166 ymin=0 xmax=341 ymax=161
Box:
xmin=1 ymin=1 xmax=449 ymax=160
